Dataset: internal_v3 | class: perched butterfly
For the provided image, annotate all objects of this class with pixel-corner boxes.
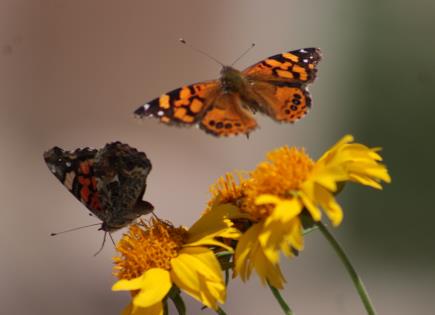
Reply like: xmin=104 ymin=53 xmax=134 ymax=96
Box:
xmin=135 ymin=46 xmax=322 ymax=137
xmin=44 ymin=142 xmax=153 ymax=234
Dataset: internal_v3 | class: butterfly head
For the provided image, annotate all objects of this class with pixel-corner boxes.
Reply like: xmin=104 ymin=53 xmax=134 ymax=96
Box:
xmin=99 ymin=200 xmax=154 ymax=232
xmin=220 ymin=66 xmax=246 ymax=93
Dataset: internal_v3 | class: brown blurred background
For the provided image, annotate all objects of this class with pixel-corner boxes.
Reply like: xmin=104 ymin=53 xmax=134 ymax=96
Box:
xmin=1 ymin=0 xmax=434 ymax=314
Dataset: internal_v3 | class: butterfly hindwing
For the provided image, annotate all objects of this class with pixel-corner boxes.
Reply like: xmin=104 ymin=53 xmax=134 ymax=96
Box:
xmin=134 ymin=81 xmax=219 ymax=126
xmin=250 ymin=81 xmax=311 ymax=122
xmin=93 ymin=142 xmax=152 ymax=227
xmin=200 ymin=93 xmax=257 ymax=136
xmin=243 ymin=47 xmax=322 ymax=83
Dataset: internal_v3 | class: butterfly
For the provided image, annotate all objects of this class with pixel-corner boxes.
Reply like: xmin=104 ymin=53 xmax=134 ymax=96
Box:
xmin=44 ymin=142 xmax=154 ymax=233
xmin=134 ymin=47 xmax=322 ymax=137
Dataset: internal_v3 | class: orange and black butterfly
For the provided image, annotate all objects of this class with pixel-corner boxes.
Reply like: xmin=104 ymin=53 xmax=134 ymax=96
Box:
xmin=134 ymin=47 xmax=322 ymax=137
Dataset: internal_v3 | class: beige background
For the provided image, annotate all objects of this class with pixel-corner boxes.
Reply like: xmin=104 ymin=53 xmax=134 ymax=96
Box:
xmin=1 ymin=0 xmax=434 ymax=314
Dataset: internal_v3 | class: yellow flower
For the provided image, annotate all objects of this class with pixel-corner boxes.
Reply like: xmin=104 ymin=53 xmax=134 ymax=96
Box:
xmin=210 ymin=135 xmax=391 ymax=288
xmin=112 ymin=206 xmax=241 ymax=315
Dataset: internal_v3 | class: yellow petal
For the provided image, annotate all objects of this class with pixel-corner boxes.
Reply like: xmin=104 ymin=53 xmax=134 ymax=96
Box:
xmin=268 ymin=196 xmax=303 ymax=222
xmin=185 ymin=238 xmax=235 ymax=253
xmin=318 ymin=135 xmax=354 ymax=164
xmin=314 ymin=186 xmax=343 ymax=226
xmin=113 ymin=275 xmax=147 ymax=291
xmin=299 ymin=187 xmax=322 ymax=221
xmin=171 ymin=247 xmax=225 ymax=309
xmin=234 ymin=222 xmax=263 ymax=281
xmin=311 ymin=166 xmax=348 ymax=191
xmin=281 ymin=218 xmax=304 ymax=255
xmin=251 ymin=243 xmax=285 ymax=289
xmin=348 ymin=164 xmax=391 ymax=183
xmin=134 ymin=269 xmax=171 ymax=308
xmin=258 ymin=197 xmax=303 ymax=263
xmin=349 ymin=174 xmax=383 ymax=189
xmin=187 ymin=203 xmax=245 ymax=244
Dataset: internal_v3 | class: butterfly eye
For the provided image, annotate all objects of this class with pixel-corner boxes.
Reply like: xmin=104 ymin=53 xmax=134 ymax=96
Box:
xmin=66 ymin=161 xmax=72 ymax=167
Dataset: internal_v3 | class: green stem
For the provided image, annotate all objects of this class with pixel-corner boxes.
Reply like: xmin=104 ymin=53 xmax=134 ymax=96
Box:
xmin=268 ymin=283 xmax=293 ymax=315
xmin=216 ymin=306 xmax=228 ymax=315
xmin=316 ymin=221 xmax=377 ymax=315
xmin=168 ymin=286 xmax=186 ymax=315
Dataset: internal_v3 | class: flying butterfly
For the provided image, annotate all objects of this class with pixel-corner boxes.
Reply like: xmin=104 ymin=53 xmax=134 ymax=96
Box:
xmin=135 ymin=40 xmax=322 ymax=137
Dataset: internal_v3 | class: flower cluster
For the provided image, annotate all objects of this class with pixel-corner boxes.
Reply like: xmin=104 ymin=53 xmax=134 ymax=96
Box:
xmin=112 ymin=135 xmax=390 ymax=314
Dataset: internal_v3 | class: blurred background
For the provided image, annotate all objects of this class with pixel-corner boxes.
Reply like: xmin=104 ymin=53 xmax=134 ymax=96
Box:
xmin=1 ymin=0 xmax=434 ymax=314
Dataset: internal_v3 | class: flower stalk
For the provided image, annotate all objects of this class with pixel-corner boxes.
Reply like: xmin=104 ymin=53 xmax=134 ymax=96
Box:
xmin=316 ymin=221 xmax=377 ymax=315
xmin=268 ymin=283 xmax=294 ymax=315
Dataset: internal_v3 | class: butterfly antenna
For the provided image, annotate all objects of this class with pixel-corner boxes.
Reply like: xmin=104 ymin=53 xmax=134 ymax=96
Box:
xmin=94 ymin=231 xmax=107 ymax=256
xmin=231 ymin=43 xmax=256 ymax=66
xmin=50 ymin=223 xmax=101 ymax=236
xmin=179 ymin=38 xmax=224 ymax=67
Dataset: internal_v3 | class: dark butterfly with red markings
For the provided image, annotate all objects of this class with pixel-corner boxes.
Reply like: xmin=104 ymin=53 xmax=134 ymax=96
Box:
xmin=44 ymin=142 xmax=153 ymax=237
xmin=135 ymin=47 xmax=322 ymax=137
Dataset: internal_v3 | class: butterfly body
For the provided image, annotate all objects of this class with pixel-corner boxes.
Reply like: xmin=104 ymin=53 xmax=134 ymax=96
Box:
xmin=44 ymin=142 xmax=153 ymax=232
xmin=135 ymin=48 xmax=322 ymax=137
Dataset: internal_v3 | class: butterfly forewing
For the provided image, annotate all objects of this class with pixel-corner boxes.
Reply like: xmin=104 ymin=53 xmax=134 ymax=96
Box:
xmin=134 ymin=81 xmax=220 ymax=126
xmin=243 ymin=48 xmax=322 ymax=83
xmin=43 ymin=147 xmax=105 ymax=218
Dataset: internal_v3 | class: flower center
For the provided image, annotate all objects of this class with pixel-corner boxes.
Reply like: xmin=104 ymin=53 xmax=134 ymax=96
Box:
xmin=113 ymin=219 xmax=188 ymax=280
xmin=207 ymin=172 xmax=247 ymax=209
xmin=243 ymin=146 xmax=314 ymax=220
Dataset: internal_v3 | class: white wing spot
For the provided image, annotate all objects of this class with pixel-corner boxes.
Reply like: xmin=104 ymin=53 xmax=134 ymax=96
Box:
xmin=303 ymin=59 xmax=308 ymax=63
xmin=157 ymin=110 xmax=164 ymax=116
xmin=300 ymin=49 xmax=307 ymax=53
xmin=143 ymin=104 xmax=150 ymax=110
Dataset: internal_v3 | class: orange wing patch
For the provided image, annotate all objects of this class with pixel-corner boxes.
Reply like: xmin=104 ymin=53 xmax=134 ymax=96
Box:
xmin=134 ymin=81 xmax=219 ymax=126
xmin=200 ymin=93 xmax=257 ymax=136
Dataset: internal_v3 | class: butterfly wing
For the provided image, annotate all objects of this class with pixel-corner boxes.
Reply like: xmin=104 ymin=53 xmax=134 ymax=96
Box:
xmin=243 ymin=48 xmax=322 ymax=83
xmin=134 ymin=81 xmax=220 ymax=126
xmin=242 ymin=48 xmax=321 ymax=123
xmin=248 ymin=81 xmax=312 ymax=122
xmin=43 ymin=147 xmax=106 ymax=220
xmin=93 ymin=142 xmax=153 ymax=230
xmin=200 ymin=92 xmax=257 ymax=136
